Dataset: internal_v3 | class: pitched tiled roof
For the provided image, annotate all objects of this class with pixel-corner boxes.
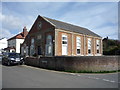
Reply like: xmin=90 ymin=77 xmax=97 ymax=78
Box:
xmin=43 ymin=17 xmax=101 ymax=37
xmin=7 ymin=32 xmax=28 ymax=41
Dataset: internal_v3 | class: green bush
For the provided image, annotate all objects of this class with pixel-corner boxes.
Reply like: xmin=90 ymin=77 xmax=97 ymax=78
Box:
xmin=103 ymin=39 xmax=120 ymax=55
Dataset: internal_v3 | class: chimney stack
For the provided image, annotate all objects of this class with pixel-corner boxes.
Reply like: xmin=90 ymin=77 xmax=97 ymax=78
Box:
xmin=23 ymin=26 xmax=27 ymax=37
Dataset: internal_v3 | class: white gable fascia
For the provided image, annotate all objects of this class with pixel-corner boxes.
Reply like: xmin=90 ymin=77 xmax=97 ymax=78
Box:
xmin=42 ymin=16 xmax=56 ymax=27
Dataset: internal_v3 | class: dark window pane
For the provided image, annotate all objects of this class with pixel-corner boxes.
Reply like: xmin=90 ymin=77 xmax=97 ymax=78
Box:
xmin=97 ymin=44 xmax=99 ymax=46
xmin=62 ymin=41 xmax=67 ymax=44
xmin=38 ymin=46 xmax=42 ymax=55
xmin=77 ymin=49 xmax=80 ymax=54
xmin=97 ymin=50 xmax=99 ymax=53
xmin=62 ymin=37 xmax=67 ymax=40
xmin=8 ymin=53 xmax=20 ymax=58
xmin=88 ymin=49 xmax=91 ymax=54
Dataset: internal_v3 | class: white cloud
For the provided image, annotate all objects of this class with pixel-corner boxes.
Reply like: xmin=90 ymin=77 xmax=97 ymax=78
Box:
xmin=0 ymin=28 xmax=15 ymax=39
xmin=1 ymin=2 xmax=118 ymax=40
xmin=57 ymin=2 xmax=118 ymax=39
xmin=95 ymin=26 xmax=118 ymax=39
xmin=0 ymin=12 xmax=23 ymax=38
xmin=2 ymin=0 xmax=119 ymax=2
xmin=1 ymin=13 xmax=23 ymax=30
xmin=0 ymin=12 xmax=34 ymax=38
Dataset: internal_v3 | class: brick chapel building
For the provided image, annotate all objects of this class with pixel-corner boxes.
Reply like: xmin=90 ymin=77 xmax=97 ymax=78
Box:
xmin=21 ymin=15 xmax=102 ymax=57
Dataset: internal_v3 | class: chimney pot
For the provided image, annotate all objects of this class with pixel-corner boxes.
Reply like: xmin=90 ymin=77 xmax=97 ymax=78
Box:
xmin=23 ymin=26 xmax=27 ymax=37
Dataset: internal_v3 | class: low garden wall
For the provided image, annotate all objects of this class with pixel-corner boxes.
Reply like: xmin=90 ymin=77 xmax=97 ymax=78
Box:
xmin=25 ymin=56 xmax=120 ymax=72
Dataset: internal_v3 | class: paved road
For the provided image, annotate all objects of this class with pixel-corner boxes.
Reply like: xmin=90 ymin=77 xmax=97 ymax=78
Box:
xmin=2 ymin=64 xmax=119 ymax=88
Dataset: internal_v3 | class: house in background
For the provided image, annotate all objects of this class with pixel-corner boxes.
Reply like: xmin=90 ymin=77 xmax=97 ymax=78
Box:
xmin=5 ymin=27 xmax=28 ymax=53
xmin=21 ymin=15 xmax=102 ymax=57
xmin=0 ymin=38 xmax=7 ymax=54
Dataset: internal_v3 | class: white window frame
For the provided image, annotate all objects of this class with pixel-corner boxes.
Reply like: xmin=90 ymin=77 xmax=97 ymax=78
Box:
xmin=62 ymin=35 xmax=67 ymax=44
xmin=62 ymin=34 xmax=68 ymax=55
xmin=87 ymin=38 xmax=92 ymax=56
xmin=96 ymin=39 xmax=100 ymax=55
xmin=76 ymin=36 xmax=81 ymax=55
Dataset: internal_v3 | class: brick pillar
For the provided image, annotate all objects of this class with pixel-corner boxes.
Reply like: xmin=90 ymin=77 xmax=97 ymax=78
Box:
xmin=72 ymin=33 xmax=74 ymax=56
xmin=84 ymin=35 xmax=87 ymax=56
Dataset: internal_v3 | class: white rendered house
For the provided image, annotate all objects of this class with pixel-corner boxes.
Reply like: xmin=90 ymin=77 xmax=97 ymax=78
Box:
xmin=0 ymin=38 xmax=7 ymax=54
xmin=5 ymin=27 xmax=28 ymax=53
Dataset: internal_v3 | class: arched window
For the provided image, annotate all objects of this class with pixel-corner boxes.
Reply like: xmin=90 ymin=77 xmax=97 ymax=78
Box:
xmin=31 ymin=38 xmax=34 ymax=44
xmin=46 ymin=35 xmax=52 ymax=45
xmin=30 ymin=38 xmax=35 ymax=56
xmin=46 ymin=35 xmax=52 ymax=56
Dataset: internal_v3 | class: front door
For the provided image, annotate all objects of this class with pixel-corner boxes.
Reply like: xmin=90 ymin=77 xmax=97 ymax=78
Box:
xmin=38 ymin=46 xmax=42 ymax=55
xmin=62 ymin=35 xmax=67 ymax=55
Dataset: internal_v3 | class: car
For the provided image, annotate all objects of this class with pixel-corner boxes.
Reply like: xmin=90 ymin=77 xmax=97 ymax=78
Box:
xmin=2 ymin=53 xmax=23 ymax=66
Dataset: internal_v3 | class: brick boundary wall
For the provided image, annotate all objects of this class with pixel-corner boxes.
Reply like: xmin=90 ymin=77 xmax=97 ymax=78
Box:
xmin=25 ymin=56 xmax=120 ymax=72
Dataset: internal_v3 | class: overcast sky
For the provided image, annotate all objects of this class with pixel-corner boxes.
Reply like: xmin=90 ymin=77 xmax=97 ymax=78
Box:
xmin=0 ymin=2 xmax=118 ymax=39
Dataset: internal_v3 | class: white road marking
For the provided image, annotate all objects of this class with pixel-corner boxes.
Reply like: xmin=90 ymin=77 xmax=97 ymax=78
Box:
xmin=109 ymin=81 xmax=115 ymax=83
xmin=70 ymin=73 xmax=76 ymax=75
xmin=102 ymin=79 xmax=116 ymax=83
xmin=77 ymin=74 xmax=81 ymax=76
xmin=87 ymin=76 xmax=98 ymax=79
xmin=68 ymin=73 xmax=117 ymax=84
xmin=87 ymin=76 xmax=116 ymax=83
xmin=88 ymin=76 xmax=93 ymax=79
xmin=22 ymin=65 xmax=118 ymax=84
xmin=103 ymin=79 xmax=111 ymax=82
xmin=94 ymin=78 xmax=100 ymax=80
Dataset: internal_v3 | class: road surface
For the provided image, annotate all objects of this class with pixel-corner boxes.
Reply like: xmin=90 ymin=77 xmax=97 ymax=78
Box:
xmin=2 ymin=64 xmax=119 ymax=88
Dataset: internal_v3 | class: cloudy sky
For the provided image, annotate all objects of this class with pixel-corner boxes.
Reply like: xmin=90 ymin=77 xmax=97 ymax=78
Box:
xmin=0 ymin=1 xmax=118 ymax=39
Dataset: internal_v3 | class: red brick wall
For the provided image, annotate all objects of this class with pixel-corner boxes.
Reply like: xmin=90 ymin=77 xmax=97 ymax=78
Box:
xmin=56 ymin=31 xmax=72 ymax=56
xmin=23 ymin=16 xmax=102 ymax=57
xmin=24 ymin=16 xmax=55 ymax=56
xmin=57 ymin=31 xmax=62 ymax=56
xmin=67 ymin=33 xmax=72 ymax=56
xmin=55 ymin=30 xmax=102 ymax=56
xmin=56 ymin=31 xmax=86 ymax=56
xmin=74 ymin=34 xmax=84 ymax=55
xmin=73 ymin=34 xmax=76 ymax=55
xmin=73 ymin=34 xmax=83 ymax=55
xmin=28 ymin=16 xmax=54 ymax=35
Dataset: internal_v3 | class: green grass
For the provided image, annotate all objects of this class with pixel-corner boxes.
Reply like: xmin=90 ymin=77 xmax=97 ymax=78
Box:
xmin=44 ymin=66 xmax=120 ymax=74
xmin=46 ymin=66 xmax=120 ymax=74
xmin=63 ymin=70 xmax=120 ymax=74
xmin=26 ymin=64 xmax=120 ymax=74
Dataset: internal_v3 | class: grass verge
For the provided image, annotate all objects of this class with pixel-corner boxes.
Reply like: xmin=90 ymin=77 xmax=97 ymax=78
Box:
xmin=63 ymin=70 xmax=120 ymax=74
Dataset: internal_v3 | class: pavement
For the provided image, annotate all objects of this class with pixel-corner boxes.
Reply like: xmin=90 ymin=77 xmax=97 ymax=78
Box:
xmin=2 ymin=64 xmax=119 ymax=88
